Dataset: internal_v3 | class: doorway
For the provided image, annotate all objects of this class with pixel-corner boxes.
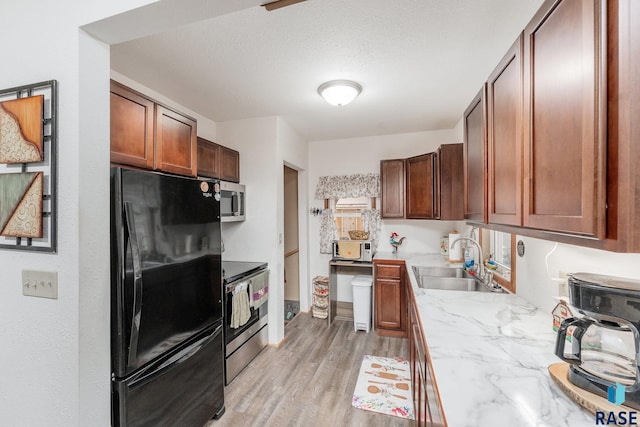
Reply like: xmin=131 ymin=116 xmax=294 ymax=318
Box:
xmin=283 ymin=165 xmax=300 ymax=325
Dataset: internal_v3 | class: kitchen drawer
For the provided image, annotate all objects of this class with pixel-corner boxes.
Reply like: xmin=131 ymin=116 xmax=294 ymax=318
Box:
xmin=375 ymin=264 xmax=402 ymax=279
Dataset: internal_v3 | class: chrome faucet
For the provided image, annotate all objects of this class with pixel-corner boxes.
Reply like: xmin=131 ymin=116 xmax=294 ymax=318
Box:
xmin=451 ymin=237 xmax=500 ymax=291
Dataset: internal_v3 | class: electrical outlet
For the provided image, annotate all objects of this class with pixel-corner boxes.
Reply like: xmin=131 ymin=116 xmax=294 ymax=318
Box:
xmin=558 ymin=271 xmax=569 ymax=298
xmin=22 ymin=270 xmax=58 ymax=299
xmin=559 ymin=271 xmax=569 ymax=284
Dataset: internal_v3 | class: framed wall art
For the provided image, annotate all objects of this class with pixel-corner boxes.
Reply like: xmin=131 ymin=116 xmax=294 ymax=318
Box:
xmin=0 ymin=80 xmax=57 ymax=252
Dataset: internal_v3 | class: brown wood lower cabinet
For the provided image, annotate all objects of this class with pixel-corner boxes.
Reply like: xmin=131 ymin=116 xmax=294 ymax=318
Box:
xmin=373 ymin=260 xmax=407 ymax=337
xmin=408 ymin=271 xmax=447 ymax=426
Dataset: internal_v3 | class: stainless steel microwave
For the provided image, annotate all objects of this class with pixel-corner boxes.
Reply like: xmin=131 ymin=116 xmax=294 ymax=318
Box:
xmin=219 ymin=181 xmax=245 ymax=222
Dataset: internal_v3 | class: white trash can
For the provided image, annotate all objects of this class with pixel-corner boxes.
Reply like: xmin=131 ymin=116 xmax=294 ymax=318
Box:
xmin=352 ymin=275 xmax=373 ymax=333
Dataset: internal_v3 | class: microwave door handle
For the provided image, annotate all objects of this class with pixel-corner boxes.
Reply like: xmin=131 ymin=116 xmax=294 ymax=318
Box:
xmin=124 ymin=202 xmax=144 ymax=369
xmin=231 ymin=193 xmax=238 ymax=215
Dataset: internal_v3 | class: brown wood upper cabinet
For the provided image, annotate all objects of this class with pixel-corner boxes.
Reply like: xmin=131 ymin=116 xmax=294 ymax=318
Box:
xmin=110 ymin=80 xmax=197 ymax=177
xmin=461 ymin=0 xmax=640 ymax=252
xmin=110 ymin=81 xmax=154 ymax=170
xmin=487 ymin=35 xmax=523 ymax=227
xmin=381 ymin=144 xmax=463 ymax=220
xmin=437 ymin=144 xmax=464 ymax=220
xmin=155 ymin=105 xmax=197 ymax=177
xmin=463 ymin=87 xmax=487 ymax=224
xmin=406 ymin=154 xmax=435 ymax=219
xmin=197 ymin=137 xmax=240 ymax=183
xmin=522 ymin=0 xmax=606 ymax=238
xmin=381 ymin=159 xmax=406 ymax=218
xmin=463 ymin=0 xmax=609 ymax=238
xmin=605 ymin=0 xmax=640 ymax=253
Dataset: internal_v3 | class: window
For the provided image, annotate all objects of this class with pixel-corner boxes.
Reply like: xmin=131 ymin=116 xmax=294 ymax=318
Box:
xmin=481 ymin=228 xmax=516 ymax=293
xmin=333 ymin=197 xmax=371 ymax=239
xmin=490 ymin=230 xmax=512 ymax=270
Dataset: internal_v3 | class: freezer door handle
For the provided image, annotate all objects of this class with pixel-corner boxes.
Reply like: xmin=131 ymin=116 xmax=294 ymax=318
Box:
xmin=124 ymin=202 xmax=144 ymax=369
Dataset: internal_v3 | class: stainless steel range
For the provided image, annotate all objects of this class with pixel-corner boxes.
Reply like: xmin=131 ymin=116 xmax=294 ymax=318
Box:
xmin=222 ymin=261 xmax=269 ymax=385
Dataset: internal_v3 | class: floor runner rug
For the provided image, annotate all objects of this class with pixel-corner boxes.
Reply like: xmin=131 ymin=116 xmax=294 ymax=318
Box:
xmin=352 ymin=355 xmax=414 ymax=420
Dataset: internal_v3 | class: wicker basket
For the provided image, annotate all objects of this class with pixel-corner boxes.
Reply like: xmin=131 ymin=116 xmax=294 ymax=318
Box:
xmin=348 ymin=230 xmax=370 ymax=240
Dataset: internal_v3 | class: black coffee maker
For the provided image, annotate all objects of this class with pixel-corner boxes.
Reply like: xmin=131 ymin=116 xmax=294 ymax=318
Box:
xmin=555 ymin=272 xmax=640 ymax=409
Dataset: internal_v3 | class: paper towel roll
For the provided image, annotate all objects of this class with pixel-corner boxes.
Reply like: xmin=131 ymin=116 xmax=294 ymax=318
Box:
xmin=448 ymin=233 xmax=461 ymax=261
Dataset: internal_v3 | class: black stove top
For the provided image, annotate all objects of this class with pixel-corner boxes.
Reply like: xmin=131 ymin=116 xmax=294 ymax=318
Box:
xmin=222 ymin=260 xmax=268 ymax=284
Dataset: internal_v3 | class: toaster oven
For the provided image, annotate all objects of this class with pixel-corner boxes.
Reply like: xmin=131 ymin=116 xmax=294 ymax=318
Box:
xmin=332 ymin=240 xmax=374 ymax=262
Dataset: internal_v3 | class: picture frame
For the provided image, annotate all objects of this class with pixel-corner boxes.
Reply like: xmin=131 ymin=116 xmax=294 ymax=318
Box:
xmin=0 ymin=80 xmax=57 ymax=252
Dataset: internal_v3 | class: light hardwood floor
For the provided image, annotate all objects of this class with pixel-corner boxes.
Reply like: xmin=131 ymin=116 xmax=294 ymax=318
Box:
xmin=207 ymin=313 xmax=412 ymax=427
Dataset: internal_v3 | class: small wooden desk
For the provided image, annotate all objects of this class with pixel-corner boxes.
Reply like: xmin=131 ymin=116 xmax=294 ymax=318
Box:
xmin=328 ymin=260 xmax=373 ymax=325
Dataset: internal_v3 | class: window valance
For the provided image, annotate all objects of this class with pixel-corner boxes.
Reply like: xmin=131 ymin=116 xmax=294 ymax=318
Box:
xmin=314 ymin=173 xmax=380 ymax=199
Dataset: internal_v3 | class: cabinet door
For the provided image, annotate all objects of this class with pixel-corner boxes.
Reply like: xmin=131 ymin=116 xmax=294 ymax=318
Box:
xmin=424 ymin=348 xmax=446 ymax=426
xmin=438 ymin=144 xmax=464 ymax=220
xmin=406 ymin=154 xmax=435 ymax=219
xmin=110 ymin=81 xmax=154 ymax=169
xmin=219 ymin=145 xmax=240 ymax=183
xmin=605 ymin=0 xmax=640 ymax=252
xmin=523 ymin=0 xmax=606 ymax=237
xmin=375 ymin=278 xmax=403 ymax=330
xmin=374 ymin=262 xmax=406 ymax=336
xmin=410 ymin=303 xmax=427 ymax=426
xmin=488 ymin=35 xmax=523 ymax=227
xmin=381 ymin=159 xmax=406 ymax=218
xmin=433 ymin=150 xmax=441 ymax=220
xmin=197 ymin=137 xmax=221 ymax=178
xmin=155 ymin=105 xmax=197 ymax=177
xmin=463 ymin=87 xmax=487 ymax=223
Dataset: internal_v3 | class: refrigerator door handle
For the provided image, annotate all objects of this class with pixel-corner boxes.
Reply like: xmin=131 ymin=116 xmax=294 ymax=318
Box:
xmin=124 ymin=201 xmax=144 ymax=369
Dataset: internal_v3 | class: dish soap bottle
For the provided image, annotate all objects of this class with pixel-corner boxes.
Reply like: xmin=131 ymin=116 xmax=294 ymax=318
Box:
xmin=463 ymin=247 xmax=474 ymax=272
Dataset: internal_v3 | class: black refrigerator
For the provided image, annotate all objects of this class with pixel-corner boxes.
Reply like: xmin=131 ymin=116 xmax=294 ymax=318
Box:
xmin=110 ymin=167 xmax=225 ymax=426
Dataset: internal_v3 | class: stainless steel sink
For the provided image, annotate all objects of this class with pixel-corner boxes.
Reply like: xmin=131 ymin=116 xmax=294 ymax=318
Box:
xmin=413 ymin=266 xmax=505 ymax=292
xmin=417 ymin=276 xmax=492 ymax=292
xmin=413 ymin=266 xmax=468 ymax=278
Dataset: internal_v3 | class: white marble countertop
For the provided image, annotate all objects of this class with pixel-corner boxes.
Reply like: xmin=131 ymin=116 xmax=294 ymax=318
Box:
xmin=382 ymin=253 xmax=596 ymax=427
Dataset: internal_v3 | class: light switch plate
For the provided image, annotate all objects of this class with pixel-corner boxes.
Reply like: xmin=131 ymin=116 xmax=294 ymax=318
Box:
xmin=22 ymin=270 xmax=58 ymax=299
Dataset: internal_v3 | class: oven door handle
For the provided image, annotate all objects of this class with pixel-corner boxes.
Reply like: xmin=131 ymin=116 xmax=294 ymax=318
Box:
xmin=226 ymin=281 xmax=247 ymax=294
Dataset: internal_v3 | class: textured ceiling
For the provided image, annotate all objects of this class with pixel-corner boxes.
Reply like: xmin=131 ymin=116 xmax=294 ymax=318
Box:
xmin=110 ymin=0 xmax=543 ymax=142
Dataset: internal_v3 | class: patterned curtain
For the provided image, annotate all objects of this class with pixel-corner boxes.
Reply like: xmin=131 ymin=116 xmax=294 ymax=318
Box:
xmin=314 ymin=173 xmax=380 ymax=199
xmin=319 ymin=209 xmax=339 ymax=254
xmin=361 ymin=209 xmax=381 ymax=250
xmin=315 ymin=174 xmax=382 ymax=254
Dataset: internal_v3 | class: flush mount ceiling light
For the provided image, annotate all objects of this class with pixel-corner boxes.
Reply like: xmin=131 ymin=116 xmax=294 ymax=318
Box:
xmin=317 ymin=80 xmax=362 ymax=106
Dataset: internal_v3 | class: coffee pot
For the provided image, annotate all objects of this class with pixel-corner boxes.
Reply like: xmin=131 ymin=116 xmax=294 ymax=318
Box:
xmin=555 ymin=273 xmax=640 ymax=409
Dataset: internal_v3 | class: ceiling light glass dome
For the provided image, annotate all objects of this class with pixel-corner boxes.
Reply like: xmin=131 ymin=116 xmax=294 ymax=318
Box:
xmin=318 ymin=80 xmax=362 ymax=106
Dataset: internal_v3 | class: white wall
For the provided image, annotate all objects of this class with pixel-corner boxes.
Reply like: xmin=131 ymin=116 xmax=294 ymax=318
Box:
xmin=217 ymin=116 xmax=308 ymax=345
xmin=308 ymin=129 xmax=463 ymax=302
xmin=516 ymin=236 xmax=640 ymax=314
xmin=216 ymin=117 xmax=282 ymax=343
xmin=0 ymin=1 xmax=274 ymax=425
xmin=276 ymin=118 xmax=310 ymax=315
xmin=0 ymin=1 xmax=159 ymax=426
